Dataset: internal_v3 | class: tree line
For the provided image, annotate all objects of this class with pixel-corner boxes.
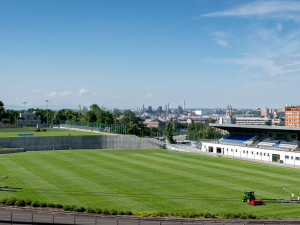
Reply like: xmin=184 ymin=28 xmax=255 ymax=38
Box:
xmin=0 ymin=101 xmax=162 ymax=137
xmin=165 ymin=119 xmax=222 ymax=143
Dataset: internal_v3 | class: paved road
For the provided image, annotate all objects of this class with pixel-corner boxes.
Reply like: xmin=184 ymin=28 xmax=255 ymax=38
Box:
xmin=0 ymin=206 xmax=300 ymax=225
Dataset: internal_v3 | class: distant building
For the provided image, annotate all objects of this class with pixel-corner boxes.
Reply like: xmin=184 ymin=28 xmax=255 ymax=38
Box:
xmin=261 ymin=108 xmax=276 ymax=117
xmin=285 ymin=106 xmax=300 ymax=127
xmin=236 ymin=117 xmax=271 ymax=126
xmin=194 ymin=110 xmax=202 ymax=116
xmin=261 ymin=108 xmax=268 ymax=117
xmin=144 ymin=119 xmax=166 ymax=128
xmin=219 ymin=105 xmax=235 ymax=124
xmin=157 ymin=106 xmax=163 ymax=113
xmin=226 ymin=105 xmax=233 ymax=117
xmin=146 ymin=106 xmax=153 ymax=113
xmin=18 ymin=112 xmax=42 ymax=127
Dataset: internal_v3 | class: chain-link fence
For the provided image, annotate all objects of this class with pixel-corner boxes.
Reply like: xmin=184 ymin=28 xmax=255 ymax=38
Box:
xmin=60 ymin=121 xmax=127 ymax=135
xmin=0 ymin=210 xmax=293 ymax=225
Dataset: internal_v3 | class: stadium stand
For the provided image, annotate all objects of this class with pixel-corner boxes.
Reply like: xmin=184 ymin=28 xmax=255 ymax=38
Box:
xmin=220 ymin=134 xmax=255 ymax=144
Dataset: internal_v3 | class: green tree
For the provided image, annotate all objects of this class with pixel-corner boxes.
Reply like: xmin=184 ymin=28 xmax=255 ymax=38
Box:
xmin=84 ymin=110 xmax=97 ymax=123
xmin=121 ymin=110 xmax=145 ymax=136
xmin=187 ymin=119 xmax=221 ymax=140
xmin=97 ymin=110 xmax=113 ymax=124
xmin=112 ymin=108 xmax=122 ymax=124
xmin=0 ymin=101 xmax=5 ymax=122
xmin=90 ymin=104 xmax=100 ymax=111
xmin=165 ymin=121 xmax=175 ymax=143
xmin=5 ymin=109 xmax=20 ymax=125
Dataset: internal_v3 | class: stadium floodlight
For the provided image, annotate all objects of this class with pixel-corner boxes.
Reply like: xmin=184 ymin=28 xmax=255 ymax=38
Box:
xmin=45 ymin=100 xmax=50 ymax=127
xmin=22 ymin=102 xmax=27 ymax=112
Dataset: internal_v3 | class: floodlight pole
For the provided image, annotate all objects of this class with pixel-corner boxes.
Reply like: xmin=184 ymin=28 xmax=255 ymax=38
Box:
xmin=45 ymin=100 xmax=49 ymax=127
xmin=23 ymin=102 xmax=27 ymax=127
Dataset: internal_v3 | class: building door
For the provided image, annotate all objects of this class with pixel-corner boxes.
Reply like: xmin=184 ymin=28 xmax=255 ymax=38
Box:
xmin=272 ymin=154 xmax=280 ymax=162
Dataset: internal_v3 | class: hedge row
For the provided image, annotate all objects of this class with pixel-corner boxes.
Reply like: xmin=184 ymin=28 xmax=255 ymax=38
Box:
xmin=0 ymin=198 xmax=257 ymax=219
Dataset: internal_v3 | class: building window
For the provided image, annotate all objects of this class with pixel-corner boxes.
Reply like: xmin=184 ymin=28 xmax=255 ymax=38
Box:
xmin=285 ymin=155 xmax=289 ymax=159
xmin=267 ymin=153 xmax=269 ymax=156
xmin=260 ymin=153 xmax=262 ymax=155
xmin=264 ymin=153 xmax=266 ymax=156
xmin=243 ymin=150 xmax=245 ymax=153
xmin=235 ymin=149 xmax=237 ymax=152
xmin=256 ymin=152 xmax=259 ymax=155
xmin=251 ymin=151 xmax=253 ymax=155
xmin=296 ymin=157 xmax=300 ymax=160
xmin=246 ymin=151 xmax=248 ymax=154
xmin=291 ymin=156 xmax=294 ymax=160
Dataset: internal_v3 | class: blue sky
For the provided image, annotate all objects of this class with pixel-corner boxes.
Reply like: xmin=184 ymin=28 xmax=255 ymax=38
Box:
xmin=1 ymin=0 xmax=300 ymax=110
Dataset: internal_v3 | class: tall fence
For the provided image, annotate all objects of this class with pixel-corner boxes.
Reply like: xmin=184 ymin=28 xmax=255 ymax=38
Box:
xmin=60 ymin=121 xmax=127 ymax=135
xmin=0 ymin=210 xmax=284 ymax=225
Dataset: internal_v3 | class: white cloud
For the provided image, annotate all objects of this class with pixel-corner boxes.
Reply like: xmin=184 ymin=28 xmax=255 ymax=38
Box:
xmin=31 ymin=90 xmax=41 ymax=93
xmin=201 ymin=0 xmax=300 ymax=21
xmin=145 ymin=93 xmax=154 ymax=98
xmin=79 ymin=88 xmax=88 ymax=95
xmin=61 ymin=91 xmax=73 ymax=96
xmin=49 ymin=91 xmax=57 ymax=97
xmin=113 ymin=96 xmax=123 ymax=100
xmin=212 ymin=31 xmax=230 ymax=47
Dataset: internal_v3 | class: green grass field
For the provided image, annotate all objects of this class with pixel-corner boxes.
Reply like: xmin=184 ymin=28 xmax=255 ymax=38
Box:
xmin=1 ymin=149 xmax=300 ymax=218
xmin=0 ymin=128 xmax=101 ymax=137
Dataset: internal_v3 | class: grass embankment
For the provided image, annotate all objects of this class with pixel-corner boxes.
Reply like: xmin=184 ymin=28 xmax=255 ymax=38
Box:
xmin=0 ymin=127 xmax=101 ymax=137
xmin=0 ymin=149 xmax=300 ymax=218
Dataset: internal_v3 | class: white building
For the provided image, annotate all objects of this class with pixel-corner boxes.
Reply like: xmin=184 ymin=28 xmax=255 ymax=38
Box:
xmin=201 ymin=124 xmax=300 ymax=166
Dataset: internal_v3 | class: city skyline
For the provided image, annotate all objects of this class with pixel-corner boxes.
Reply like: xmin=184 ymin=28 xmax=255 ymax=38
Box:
xmin=1 ymin=0 xmax=300 ymax=109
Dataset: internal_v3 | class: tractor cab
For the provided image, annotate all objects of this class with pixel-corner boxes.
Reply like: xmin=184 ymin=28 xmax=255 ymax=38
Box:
xmin=242 ymin=191 xmax=255 ymax=203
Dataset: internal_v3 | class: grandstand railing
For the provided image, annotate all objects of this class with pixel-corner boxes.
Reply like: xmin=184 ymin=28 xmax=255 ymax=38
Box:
xmin=60 ymin=121 xmax=127 ymax=135
xmin=202 ymin=139 xmax=300 ymax=151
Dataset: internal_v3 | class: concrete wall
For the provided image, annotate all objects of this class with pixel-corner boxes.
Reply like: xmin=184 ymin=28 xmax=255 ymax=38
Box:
xmin=0 ymin=135 xmax=165 ymax=151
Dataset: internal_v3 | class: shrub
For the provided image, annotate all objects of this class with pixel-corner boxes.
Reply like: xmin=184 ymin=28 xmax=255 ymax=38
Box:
xmin=40 ymin=202 xmax=47 ymax=207
xmin=125 ymin=210 xmax=132 ymax=215
xmin=118 ymin=210 xmax=125 ymax=215
xmin=75 ymin=207 xmax=85 ymax=212
xmin=0 ymin=199 xmax=7 ymax=204
xmin=6 ymin=198 xmax=16 ymax=206
xmin=46 ymin=203 xmax=55 ymax=208
xmin=110 ymin=209 xmax=118 ymax=215
xmin=204 ymin=212 xmax=212 ymax=218
xmin=55 ymin=204 xmax=63 ymax=209
xmin=95 ymin=208 xmax=102 ymax=214
xmin=25 ymin=200 xmax=32 ymax=205
xmin=63 ymin=205 xmax=72 ymax=211
xmin=31 ymin=201 xmax=40 ymax=207
xmin=15 ymin=200 xmax=25 ymax=206
xmin=247 ymin=214 xmax=257 ymax=219
xmin=102 ymin=208 xmax=110 ymax=215
xmin=86 ymin=208 xmax=96 ymax=213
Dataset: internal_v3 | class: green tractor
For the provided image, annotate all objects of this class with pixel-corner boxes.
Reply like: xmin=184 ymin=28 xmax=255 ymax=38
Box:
xmin=242 ymin=191 xmax=255 ymax=203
